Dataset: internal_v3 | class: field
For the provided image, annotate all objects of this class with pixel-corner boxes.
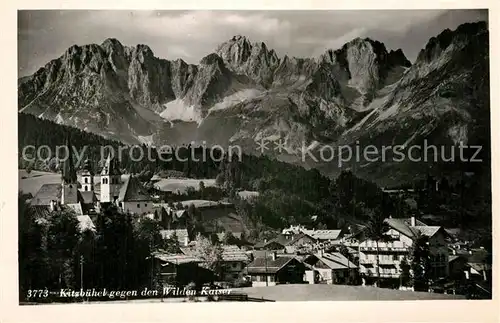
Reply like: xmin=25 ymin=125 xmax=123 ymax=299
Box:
xmin=153 ymin=178 xmax=216 ymax=193
xmin=19 ymin=169 xmax=61 ymax=196
xmin=18 ymin=169 xmax=129 ymax=196
xmin=233 ymin=284 xmax=465 ymax=301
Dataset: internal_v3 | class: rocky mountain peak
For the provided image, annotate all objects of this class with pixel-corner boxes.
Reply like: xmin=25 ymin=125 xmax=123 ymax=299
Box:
xmin=200 ymin=53 xmax=225 ymax=66
xmin=416 ymin=21 xmax=487 ymax=63
xmin=388 ymin=48 xmax=411 ymax=68
xmin=101 ymin=38 xmax=124 ymax=52
xmin=216 ymin=35 xmax=253 ymax=67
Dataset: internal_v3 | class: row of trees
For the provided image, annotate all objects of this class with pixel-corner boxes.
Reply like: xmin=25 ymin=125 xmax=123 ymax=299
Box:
xmin=18 ymin=194 xmax=180 ymax=302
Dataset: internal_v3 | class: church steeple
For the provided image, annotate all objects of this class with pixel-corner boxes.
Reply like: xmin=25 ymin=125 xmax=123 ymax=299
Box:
xmin=61 ymin=134 xmax=79 ymax=204
xmin=81 ymin=159 xmax=94 ymax=192
xmin=62 ymin=135 xmax=77 ymax=184
xmin=100 ymin=153 xmax=122 ymax=204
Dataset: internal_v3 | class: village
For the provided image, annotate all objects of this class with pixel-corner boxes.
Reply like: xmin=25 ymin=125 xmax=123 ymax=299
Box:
xmin=22 ymin=142 xmax=492 ymax=302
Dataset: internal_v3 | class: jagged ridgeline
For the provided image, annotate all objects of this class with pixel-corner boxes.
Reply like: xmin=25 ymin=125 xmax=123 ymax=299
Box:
xmin=18 ymin=21 xmax=490 ymax=188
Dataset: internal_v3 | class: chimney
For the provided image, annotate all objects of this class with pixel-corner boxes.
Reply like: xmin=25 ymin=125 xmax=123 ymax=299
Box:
xmin=49 ymin=200 xmax=55 ymax=212
xmin=319 ymin=249 xmax=324 ymax=257
xmin=271 ymin=251 xmax=277 ymax=261
xmin=410 ymin=216 xmax=416 ymax=227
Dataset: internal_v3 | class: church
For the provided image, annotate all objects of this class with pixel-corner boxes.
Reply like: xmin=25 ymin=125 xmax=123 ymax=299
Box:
xmin=30 ymin=138 xmax=154 ymax=221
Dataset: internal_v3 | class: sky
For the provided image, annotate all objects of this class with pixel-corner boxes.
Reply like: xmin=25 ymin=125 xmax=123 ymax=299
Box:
xmin=18 ymin=9 xmax=488 ymax=77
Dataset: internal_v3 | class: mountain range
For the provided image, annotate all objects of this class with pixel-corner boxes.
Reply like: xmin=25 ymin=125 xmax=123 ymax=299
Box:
xmin=18 ymin=21 xmax=490 ymax=186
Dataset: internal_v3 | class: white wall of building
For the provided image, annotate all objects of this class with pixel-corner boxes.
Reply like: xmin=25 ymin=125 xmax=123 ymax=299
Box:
xmin=121 ymin=201 xmax=153 ymax=215
xmin=100 ymin=175 xmax=121 ymax=203
xmin=250 ymin=274 xmax=277 ymax=287
xmin=81 ymin=175 xmax=93 ymax=192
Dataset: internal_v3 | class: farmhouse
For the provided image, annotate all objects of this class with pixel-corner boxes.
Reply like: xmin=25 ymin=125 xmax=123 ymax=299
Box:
xmin=243 ymin=252 xmax=305 ymax=287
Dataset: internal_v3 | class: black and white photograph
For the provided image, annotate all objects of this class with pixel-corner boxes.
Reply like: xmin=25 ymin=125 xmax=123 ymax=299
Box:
xmin=15 ymin=8 xmax=493 ymax=307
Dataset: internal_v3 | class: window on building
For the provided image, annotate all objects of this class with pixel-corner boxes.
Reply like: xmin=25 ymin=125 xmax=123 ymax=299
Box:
xmin=137 ymin=203 xmax=140 ymax=208
xmin=145 ymin=203 xmax=147 ymax=207
xmin=103 ymin=178 xmax=108 ymax=184
xmin=84 ymin=178 xmax=88 ymax=184
xmin=393 ymin=255 xmax=398 ymax=261
xmin=85 ymin=186 xmax=88 ymax=191
xmin=269 ymin=275 xmax=275 ymax=282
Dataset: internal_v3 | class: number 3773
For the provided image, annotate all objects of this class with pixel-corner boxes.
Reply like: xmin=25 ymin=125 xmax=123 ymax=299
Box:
xmin=27 ymin=289 xmax=49 ymax=298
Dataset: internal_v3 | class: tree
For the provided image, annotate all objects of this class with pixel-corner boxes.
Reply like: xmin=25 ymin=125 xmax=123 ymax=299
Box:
xmin=194 ymin=235 xmax=223 ymax=279
xmin=163 ymin=231 xmax=181 ymax=253
xmin=338 ymin=244 xmax=352 ymax=284
xmin=399 ymin=256 xmax=412 ymax=288
xmin=409 ymin=233 xmax=431 ymax=292
xmin=363 ymin=207 xmax=389 ymax=287
xmin=18 ymin=193 xmax=50 ymax=299
xmin=46 ymin=208 xmax=81 ymax=289
xmin=199 ymin=181 xmax=205 ymax=199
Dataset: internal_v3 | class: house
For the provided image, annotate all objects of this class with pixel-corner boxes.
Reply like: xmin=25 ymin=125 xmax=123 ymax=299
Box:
xmin=254 ymin=233 xmax=316 ymax=253
xmin=303 ymin=250 xmax=358 ymax=285
xmin=152 ymin=251 xmax=214 ymax=287
xmin=357 ymin=217 xmax=450 ymax=286
xmin=219 ymin=245 xmax=250 ymax=281
xmin=179 ymin=243 xmax=250 ymax=282
xmin=302 ymin=229 xmax=344 ymax=243
xmin=464 ymin=248 xmax=492 ymax=282
xmin=282 ymin=225 xmax=344 ymax=245
xmin=243 ymin=252 xmax=305 ymax=287
xmin=282 ymin=225 xmax=307 ymax=237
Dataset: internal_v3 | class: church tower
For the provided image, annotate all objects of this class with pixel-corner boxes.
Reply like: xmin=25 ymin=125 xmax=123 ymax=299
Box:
xmin=100 ymin=154 xmax=121 ymax=204
xmin=81 ymin=159 xmax=94 ymax=192
xmin=61 ymin=135 xmax=78 ymax=204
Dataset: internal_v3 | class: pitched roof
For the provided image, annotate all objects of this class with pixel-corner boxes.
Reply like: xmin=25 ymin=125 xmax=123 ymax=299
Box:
xmin=30 ymin=184 xmax=61 ymax=206
xmin=303 ymin=229 xmax=342 ymax=241
xmin=384 ymin=218 xmax=420 ymax=239
xmin=245 ymin=255 xmax=296 ymax=274
xmin=118 ymin=175 xmax=150 ymax=202
xmin=414 ymin=226 xmax=441 ymax=238
xmin=221 ymin=245 xmax=249 ymax=262
xmin=466 ymin=249 xmax=491 ymax=264
xmin=152 ymin=251 xmax=202 ymax=265
xmin=267 ymin=234 xmax=299 ymax=247
xmin=80 ymin=191 xmax=96 ymax=204
xmin=314 ymin=252 xmax=358 ymax=270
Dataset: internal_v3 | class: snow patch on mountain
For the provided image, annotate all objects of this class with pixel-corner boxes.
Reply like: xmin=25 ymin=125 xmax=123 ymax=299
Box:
xmin=138 ymin=134 xmax=154 ymax=146
xmin=160 ymin=99 xmax=202 ymax=123
xmin=207 ymin=89 xmax=262 ymax=113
